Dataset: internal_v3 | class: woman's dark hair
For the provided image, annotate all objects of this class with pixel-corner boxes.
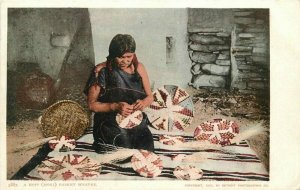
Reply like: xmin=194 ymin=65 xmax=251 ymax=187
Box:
xmin=107 ymin=34 xmax=136 ymax=61
xmin=106 ymin=34 xmax=141 ymax=84
xmin=84 ymin=34 xmax=140 ymax=95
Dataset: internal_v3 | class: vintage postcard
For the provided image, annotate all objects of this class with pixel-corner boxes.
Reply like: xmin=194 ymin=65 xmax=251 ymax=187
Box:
xmin=1 ymin=0 xmax=300 ymax=190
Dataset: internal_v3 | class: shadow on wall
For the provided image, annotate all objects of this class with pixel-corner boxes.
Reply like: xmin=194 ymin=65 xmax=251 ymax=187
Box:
xmin=7 ymin=8 xmax=95 ymax=126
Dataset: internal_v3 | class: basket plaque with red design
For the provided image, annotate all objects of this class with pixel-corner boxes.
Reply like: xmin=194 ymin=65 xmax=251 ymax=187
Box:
xmin=194 ymin=119 xmax=239 ymax=146
xmin=116 ymin=110 xmax=143 ymax=129
xmin=37 ymin=154 xmax=102 ymax=180
xmin=48 ymin=136 xmax=76 ymax=152
xmin=159 ymin=135 xmax=186 ymax=145
xmin=131 ymin=150 xmax=163 ymax=178
xmin=144 ymin=85 xmax=194 ymax=131
xmin=173 ymin=165 xmax=203 ymax=180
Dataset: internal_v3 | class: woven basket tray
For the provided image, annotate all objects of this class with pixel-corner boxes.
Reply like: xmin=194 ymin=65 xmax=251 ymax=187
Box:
xmin=40 ymin=100 xmax=90 ymax=139
xmin=144 ymin=85 xmax=194 ymax=131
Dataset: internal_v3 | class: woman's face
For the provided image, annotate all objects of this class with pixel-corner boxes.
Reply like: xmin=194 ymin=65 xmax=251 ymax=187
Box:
xmin=115 ymin=52 xmax=134 ymax=70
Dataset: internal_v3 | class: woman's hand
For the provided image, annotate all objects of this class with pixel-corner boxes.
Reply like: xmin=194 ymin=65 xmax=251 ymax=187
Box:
xmin=117 ymin=102 xmax=134 ymax=117
xmin=135 ymin=63 xmax=154 ymax=110
xmin=133 ymin=99 xmax=147 ymax=111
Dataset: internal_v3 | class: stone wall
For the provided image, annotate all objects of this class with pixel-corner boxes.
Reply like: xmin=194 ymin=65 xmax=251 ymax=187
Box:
xmin=188 ymin=9 xmax=269 ymax=95
xmin=188 ymin=28 xmax=232 ymax=89
xmin=231 ymin=9 xmax=269 ymax=95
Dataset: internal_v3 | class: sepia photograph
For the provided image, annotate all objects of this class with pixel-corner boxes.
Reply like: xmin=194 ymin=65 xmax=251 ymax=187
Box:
xmin=1 ymin=0 xmax=300 ymax=190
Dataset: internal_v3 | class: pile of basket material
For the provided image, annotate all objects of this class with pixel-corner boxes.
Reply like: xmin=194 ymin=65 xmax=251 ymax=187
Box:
xmin=19 ymin=85 xmax=268 ymax=180
xmin=193 ymin=88 xmax=269 ymax=120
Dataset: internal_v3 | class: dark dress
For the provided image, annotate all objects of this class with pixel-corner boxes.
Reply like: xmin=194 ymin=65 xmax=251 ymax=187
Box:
xmin=84 ymin=65 xmax=154 ymax=152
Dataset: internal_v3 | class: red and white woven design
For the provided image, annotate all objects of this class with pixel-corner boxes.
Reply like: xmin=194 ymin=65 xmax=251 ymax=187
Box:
xmin=144 ymin=85 xmax=194 ymax=131
xmin=159 ymin=135 xmax=186 ymax=145
xmin=48 ymin=136 xmax=76 ymax=152
xmin=173 ymin=165 xmax=203 ymax=180
xmin=116 ymin=110 xmax=143 ymax=129
xmin=171 ymin=154 xmax=187 ymax=162
xmin=131 ymin=150 xmax=163 ymax=178
xmin=194 ymin=119 xmax=239 ymax=146
xmin=37 ymin=154 xmax=102 ymax=180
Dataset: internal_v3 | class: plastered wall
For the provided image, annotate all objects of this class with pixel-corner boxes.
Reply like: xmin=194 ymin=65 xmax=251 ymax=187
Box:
xmin=89 ymin=8 xmax=191 ymax=89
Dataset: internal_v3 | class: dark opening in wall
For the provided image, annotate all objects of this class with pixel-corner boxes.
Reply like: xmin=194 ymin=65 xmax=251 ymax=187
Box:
xmin=166 ymin=36 xmax=175 ymax=64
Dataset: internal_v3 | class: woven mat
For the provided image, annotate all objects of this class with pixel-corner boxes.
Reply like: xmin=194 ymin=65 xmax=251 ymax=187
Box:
xmin=21 ymin=127 xmax=269 ymax=181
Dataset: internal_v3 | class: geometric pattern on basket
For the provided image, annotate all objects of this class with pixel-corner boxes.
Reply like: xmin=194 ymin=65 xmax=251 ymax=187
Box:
xmin=173 ymin=165 xmax=203 ymax=180
xmin=171 ymin=154 xmax=187 ymax=162
xmin=144 ymin=85 xmax=194 ymax=131
xmin=158 ymin=135 xmax=186 ymax=145
xmin=116 ymin=110 xmax=143 ymax=129
xmin=41 ymin=100 xmax=90 ymax=139
xmin=194 ymin=119 xmax=239 ymax=146
xmin=131 ymin=150 xmax=163 ymax=178
xmin=37 ymin=154 xmax=101 ymax=180
xmin=48 ymin=136 xmax=76 ymax=152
